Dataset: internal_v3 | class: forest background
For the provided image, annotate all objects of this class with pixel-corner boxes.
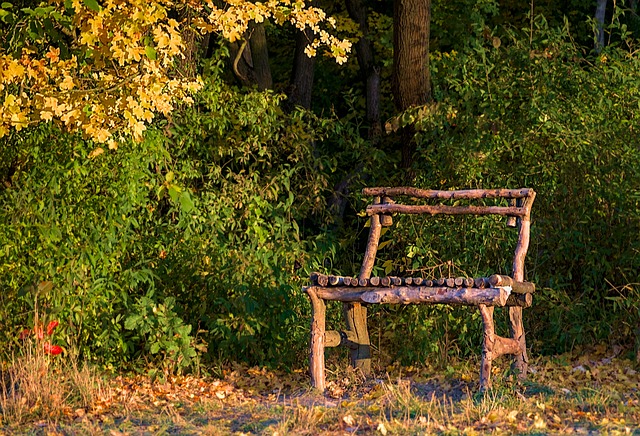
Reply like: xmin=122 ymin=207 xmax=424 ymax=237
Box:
xmin=0 ymin=0 xmax=639 ymax=378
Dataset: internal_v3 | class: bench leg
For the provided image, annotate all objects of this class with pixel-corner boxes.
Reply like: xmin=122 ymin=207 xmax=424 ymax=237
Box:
xmin=509 ymin=306 xmax=528 ymax=379
xmin=479 ymin=304 xmax=495 ymax=391
xmin=343 ymin=302 xmax=372 ymax=374
xmin=307 ymin=288 xmax=326 ymax=391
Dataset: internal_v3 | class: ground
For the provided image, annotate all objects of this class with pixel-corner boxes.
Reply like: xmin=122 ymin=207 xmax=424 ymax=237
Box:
xmin=1 ymin=345 xmax=639 ymax=435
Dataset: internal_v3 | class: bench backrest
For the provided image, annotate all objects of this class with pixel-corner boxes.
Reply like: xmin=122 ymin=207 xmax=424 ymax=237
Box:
xmin=358 ymin=187 xmax=536 ymax=282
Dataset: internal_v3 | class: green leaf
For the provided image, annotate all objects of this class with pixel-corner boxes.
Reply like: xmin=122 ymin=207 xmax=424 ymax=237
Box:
xmin=1 ymin=3 xmax=13 ymax=8
xmin=83 ymin=0 xmax=100 ymax=12
xmin=179 ymin=191 xmax=194 ymax=213
xmin=150 ymin=342 xmax=160 ymax=354
xmin=145 ymin=45 xmax=157 ymax=60
xmin=124 ymin=315 xmax=141 ymax=330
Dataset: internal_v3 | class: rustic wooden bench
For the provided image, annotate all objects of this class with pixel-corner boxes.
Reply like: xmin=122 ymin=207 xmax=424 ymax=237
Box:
xmin=304 ymin=187 xmax=536 ymax=391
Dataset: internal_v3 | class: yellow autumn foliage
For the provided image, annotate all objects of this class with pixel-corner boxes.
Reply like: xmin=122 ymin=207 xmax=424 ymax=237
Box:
xmin=0 ymin=0 xmax=350 ymax=143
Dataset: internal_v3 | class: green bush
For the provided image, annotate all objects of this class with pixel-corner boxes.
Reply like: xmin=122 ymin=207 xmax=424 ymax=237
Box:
xmin=368 ymin=13 xmax=640 ymax=359
xmin=0 ymin=54 xmax=337 ymax=370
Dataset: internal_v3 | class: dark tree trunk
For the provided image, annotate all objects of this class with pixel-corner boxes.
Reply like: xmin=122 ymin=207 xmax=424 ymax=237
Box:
xmin=345 ymin=0 xmax=382 ymax=141
xmin=392 ymin=0 xmax=432 ymax=169
xmin=229 ymin=23 xmax=273 ymax=90
xmin=286 ymin=27 xmax=316 ymax=110
xmin=595 ymin=0 xmax=607 ymax=52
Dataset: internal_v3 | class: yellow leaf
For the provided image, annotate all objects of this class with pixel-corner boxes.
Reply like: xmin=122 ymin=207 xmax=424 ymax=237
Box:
xmin=378 ymin=240 xmax=392 ymax=250
xmin=88 ymin=147 xmax=104 ymax=159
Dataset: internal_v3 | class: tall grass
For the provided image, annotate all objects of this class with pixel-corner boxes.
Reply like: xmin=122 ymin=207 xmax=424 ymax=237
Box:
xmin=0 ymin=341 xmax=110 ymax=426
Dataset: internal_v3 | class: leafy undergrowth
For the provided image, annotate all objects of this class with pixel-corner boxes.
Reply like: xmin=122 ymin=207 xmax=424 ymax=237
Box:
xmin=1 ymin=345 xmax=639 ymax=435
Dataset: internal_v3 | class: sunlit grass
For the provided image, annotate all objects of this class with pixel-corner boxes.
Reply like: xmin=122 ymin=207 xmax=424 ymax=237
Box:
xmin=0 ymin=345 xmax=638 ymax=434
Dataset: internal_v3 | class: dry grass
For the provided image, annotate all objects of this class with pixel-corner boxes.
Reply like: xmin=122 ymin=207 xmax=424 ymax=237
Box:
xmin=0 ymin=341 xmax=110 ymax=427
xmin=0 ymin=345 xmax=638 ymax=434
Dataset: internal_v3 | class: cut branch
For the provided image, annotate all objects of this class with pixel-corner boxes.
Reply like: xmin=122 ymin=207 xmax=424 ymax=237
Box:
xmin=362 ymin=187 xmax=534 ymax=199
xmin=488 ymin=275 xmax=535 ymax=294
xmin=367 ymin=203 xmax=525 ymax=217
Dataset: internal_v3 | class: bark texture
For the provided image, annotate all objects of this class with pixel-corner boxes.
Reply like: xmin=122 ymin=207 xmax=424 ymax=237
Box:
xmin=286 ymin=26 xmax=315 ymax=110
xmin=509 ymin=192 xmax=536 ymax=378
xmin=392 ymin=0 xmax=432 ymax=167
xmin=230 ymin=23 xmax=273 ymax=90
xmin=306 ymin=287 xmax=326 ymax=391
xmin=345 ymin=0 xmax=382 ymax=140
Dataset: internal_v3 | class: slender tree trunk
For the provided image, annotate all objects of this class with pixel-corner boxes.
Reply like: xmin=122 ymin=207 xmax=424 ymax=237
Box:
xmin=345 ymin=0 xmax=382 ymax=141
xmin=286 ymin=27 xmax=316 ymax=110
xmin=392 ymin=0 xmax=432 ymax=168
xmin=595 ymin=0 xmax=607 ymax=52
xmin=229 ymin=23 xmax=273 ymax=90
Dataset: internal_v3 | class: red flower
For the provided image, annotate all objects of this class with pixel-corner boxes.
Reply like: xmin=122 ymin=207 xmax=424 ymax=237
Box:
xmin=43 ymin=343 xmax=63 ymax=355
xmin=19 ymin=329 xmax=30 ymax=340
xmin=46 ymin=320 xmax=59 ymax=335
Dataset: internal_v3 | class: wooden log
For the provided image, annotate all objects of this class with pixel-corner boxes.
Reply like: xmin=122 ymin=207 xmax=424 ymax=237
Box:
xmin=454 ymin=277 xmax=465 ymax=287
xmin=325 ymin=330 xmax=358 ymax=349
xmin=479 ymin=304 xmax=495 ymax=391
xmin=380 ymin=276 xmax=391 ymax=286
xmin=445 ymin=278 xmax=456 ymax=287
xmin=358 ymin=277 xmax=369 ymax=287
xmin=474 ymin=277 xmax=489 ymax=288
xmin=329 ymin=275 xmax=343 ymax=286
xmin=306 ymin=287 xmax=326 ymax=391
xmin=494 ymin=335 xmax=522 ymax=357
xmin=412 ymin=277 xmax=424 ymax=286
xmin=506 ymin=198 xmax=518 ymax=227
xmin=505 ymin=293 xmax=532 ymax=308
xmin=350 ymin=277 xmax=359 ymax=287
xmin=463 ymin=277 xmax=475 ymax=288
xmin=362 ymin=187 xmax=534 ymax=200
xmin=391 ymin=276 xmax=402 ymax=286
xmin=404 ymin=277 xmax=413 ymax=286
xmin=367 ymin=203 xmax=526 ymax=218
xmin=346 ymin=209 xmax=380 ymax=375
xmin=311 ymin=273 xmax=329 ymax=287
xmin=488 ymin=275 xmax=535 ymax=294
xmin=360 ymin=286 xmax=509 ymax=306
xmin=369 ymin=276 xmax=381 ymax=287
xmin=423 ymin=279 xmax=433 ymax=287
xmin=325 ymin=330 xmax=341 ymax=348
xmin=510 ymin=191 xmax=536 ymax=379
xmin=380 ymin=196 xmax=394 ymax=227
xmin=343 ymin=276 xmax=353 ymax=286
xmin=434 ymin=278 xmax=446 ymax=286
xmin=311 ymin=286 xmax=511 ymax=306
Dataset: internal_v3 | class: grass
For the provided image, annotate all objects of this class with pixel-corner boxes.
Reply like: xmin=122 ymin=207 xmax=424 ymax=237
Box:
xmin=0 ymin=344 xmax=638 ymax=435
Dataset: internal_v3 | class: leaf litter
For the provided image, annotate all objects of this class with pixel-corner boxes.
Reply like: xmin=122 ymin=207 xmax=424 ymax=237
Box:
xmin=1 ymin=344 xmax=638 ymax=434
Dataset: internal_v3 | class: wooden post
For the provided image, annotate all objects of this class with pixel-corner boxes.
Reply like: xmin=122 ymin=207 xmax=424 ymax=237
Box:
xmin=307 ymin=287 xmax=326 ymax=391
xmin=479 ymin=304 xmax=495 ymax=391
xmin=343 ymin=208 xmax=381 ymax=374
xmin=510 ymin=191 xmax=536 ymax=379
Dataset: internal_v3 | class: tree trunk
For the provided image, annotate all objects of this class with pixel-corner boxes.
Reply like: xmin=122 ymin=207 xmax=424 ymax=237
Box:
xmin=595 ymin=0 xmax=607 ymax=52
xmin=392 ymin=0 xmax=432 ymax=168
xmin=286 ymin=27 xmax=316 ymax=110
xmin=229 ymin=23 xmax=273 ymax=90
xmin=345 ymin=0 xmax=382 ymax=141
